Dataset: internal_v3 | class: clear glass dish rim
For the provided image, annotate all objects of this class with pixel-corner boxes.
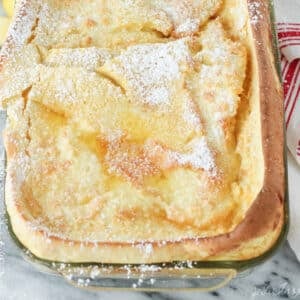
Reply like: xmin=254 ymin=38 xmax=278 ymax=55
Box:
xmin=1 ymin=0 xmax=289 ymax=284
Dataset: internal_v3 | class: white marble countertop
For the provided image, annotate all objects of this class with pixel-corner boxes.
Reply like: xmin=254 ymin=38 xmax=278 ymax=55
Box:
xmin=0 ymin=2 xmax=299 ymax=300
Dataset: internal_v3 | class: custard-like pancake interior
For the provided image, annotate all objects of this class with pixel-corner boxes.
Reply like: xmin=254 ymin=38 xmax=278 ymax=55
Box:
xmin=1 ymin=0 xmax=265 ymax=248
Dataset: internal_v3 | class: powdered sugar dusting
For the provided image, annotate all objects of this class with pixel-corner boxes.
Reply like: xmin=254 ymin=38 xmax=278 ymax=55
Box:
xmin=45 ymin=47 xmax=111 ymax=71
xmin=146 ymin=137 xmax=216 ymax=175
xmin=0 ymin=0 xmax=241 ymax=270
xmin=176 ymin=18 xmax=199 ymax=35
xmin=248 ymin=1 xmax=263 ymax=25
xmin=10 ymin=153 xmax=31 ymax=191
xmin=182 ymin=99 xmax=202 ymax=130
xmin=0 ymin=0 xmax=41 ymax=64
xmin=153 ymin=0 xmax=222 ymax=36
xmin=174 ymin=137 xmax=216 ymax=174
xmin=0 ymin=147 xmax=5 ymax=278
xmin=105 ymin=39 xmax=191 ymax=105
xmin=136 ymin=243 xmax=153 ymax=256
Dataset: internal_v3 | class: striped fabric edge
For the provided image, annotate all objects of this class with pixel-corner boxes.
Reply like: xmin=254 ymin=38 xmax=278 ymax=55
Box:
xmin=280 ymin=56 xmax=300 ymax=128
xmin=277 ymin=25 xmax=300 ymax=49
xmin=277 ymin=22 xmax=300 ymax=129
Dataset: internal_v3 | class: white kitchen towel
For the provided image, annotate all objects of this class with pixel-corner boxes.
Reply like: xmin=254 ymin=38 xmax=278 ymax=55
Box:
xmin=274 ymin=0 xmax=300 ymax=260
xmin=275 ymin=0 xmax=300 ymax=164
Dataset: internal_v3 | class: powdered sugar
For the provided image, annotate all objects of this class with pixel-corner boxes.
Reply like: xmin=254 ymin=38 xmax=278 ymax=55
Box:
xmin=146 ymin=137 xmax=216 ymax=175
xmin=45 ymin=47 xmax=111 ymax=71
xmin=136 ymin=243 xmax=153 ymax=256
xmin=176 ymin=18 xmax=199 ymax=35
xmin=174 ymin=137 xmax=216 ymax=174
xmin=138 ymin=264 xmax=162 ymax=272
xmin=4 ymin=1 xmax=37 ymax=44
xmin=182 ymin=99 xmax=202 ymax=130
xmin=0 ymin=0 xmax=235 ymax=272
xmin=0 ymin=0 xmax=42 ymax=64
xmin=248 ymin=1 xmax=263 ymax=25
xmin=106 ymin=39 xmax=191 ymax=105
xmin=0 ymin=147 xmax=5 ymax=278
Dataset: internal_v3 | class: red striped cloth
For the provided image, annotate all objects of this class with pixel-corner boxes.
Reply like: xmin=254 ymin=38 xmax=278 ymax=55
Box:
xmin=277 ymin=22 xmax=300 ymax=163
xmin=273 ymin=0 xmax=299 ymax=261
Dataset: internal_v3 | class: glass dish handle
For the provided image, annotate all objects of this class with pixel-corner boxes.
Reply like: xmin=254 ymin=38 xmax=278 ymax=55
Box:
xmin=55 ymin=266 xmax=237 ymax=291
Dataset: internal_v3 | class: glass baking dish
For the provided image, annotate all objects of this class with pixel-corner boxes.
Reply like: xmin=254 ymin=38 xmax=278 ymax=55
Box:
xmin=0 ymin=0 xmax=289 ymax=291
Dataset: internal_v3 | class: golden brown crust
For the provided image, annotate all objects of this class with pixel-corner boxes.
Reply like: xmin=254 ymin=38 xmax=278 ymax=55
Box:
xmin=1 ymin=0 xmax=285 ymax=263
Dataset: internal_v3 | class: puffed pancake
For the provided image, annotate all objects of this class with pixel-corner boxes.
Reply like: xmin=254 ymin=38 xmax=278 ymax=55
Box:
xmin=0 ymin=0 xmax=285 ymax=263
